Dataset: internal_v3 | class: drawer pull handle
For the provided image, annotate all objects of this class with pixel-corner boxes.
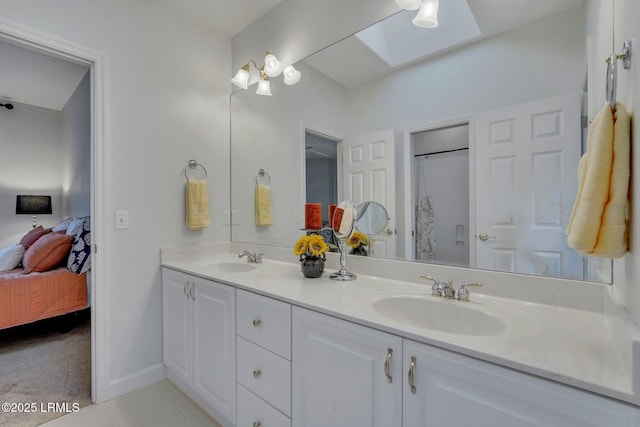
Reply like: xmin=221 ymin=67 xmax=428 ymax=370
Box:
xmin=253 ymin=422 xmax=261 ymax=427
xmin=253 ymin=369 xmax=262 ymax=379
xmin=252 ymin=318 xmax=262 ymax=327
xmin=384 ymin=348 xmax=393 ymax=384
xmin=408 ymin=356 xmax=417 ymax=394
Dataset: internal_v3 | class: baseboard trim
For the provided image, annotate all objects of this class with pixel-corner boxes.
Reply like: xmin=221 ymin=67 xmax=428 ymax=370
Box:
xmin=109 ymin=363 xmax=166 ymax=398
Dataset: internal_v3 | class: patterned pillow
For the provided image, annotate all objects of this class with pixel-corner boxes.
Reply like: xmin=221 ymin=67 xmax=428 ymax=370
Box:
xmin=68 ymin=218 xmax=91 ymax=274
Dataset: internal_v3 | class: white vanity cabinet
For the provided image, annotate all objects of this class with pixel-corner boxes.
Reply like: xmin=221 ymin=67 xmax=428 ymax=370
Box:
xmin=162 ymin=268 xmax=236 ymax=427
xmin=236 ymin=289 xmax=292 ymax=427
xmin=291 ymin=307 xmax=403 ymax=427
xmin=402 ymin=339 xmax=640 ymax=427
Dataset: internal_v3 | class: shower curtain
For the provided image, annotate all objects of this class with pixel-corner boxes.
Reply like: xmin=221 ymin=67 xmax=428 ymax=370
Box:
xmin=415 ymin=156 xmax=436 ymax=261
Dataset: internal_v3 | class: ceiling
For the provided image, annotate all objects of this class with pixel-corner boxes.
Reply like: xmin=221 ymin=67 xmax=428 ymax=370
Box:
xmin=304 ymin=0 xmax=583 ymax=88
xmin=0 ymin=0 xmax=283 ymax=111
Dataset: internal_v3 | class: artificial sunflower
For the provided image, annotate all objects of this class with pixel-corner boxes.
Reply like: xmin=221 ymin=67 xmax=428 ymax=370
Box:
xmin=293 ymin=234 xmax=329 ymax=258
xmin=347 ymin=231 xmax=370 ymax=248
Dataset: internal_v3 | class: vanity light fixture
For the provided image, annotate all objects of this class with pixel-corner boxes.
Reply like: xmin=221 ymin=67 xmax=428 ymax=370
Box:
xmin=231 ymin=51 xmax=302 ymax=96
xmin=396 ymin=0 xmax=439 ymax=28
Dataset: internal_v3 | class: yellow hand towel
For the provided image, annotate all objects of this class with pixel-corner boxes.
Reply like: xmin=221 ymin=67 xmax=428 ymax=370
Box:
xmin=566 ymin=103 xmax=630 ymax=258
xmin=186 ymin=179 xmax=211 ymax=230
xmin=592 ymin=103 xmax=630 ymax=258
xmin=255 ymin=184 xmax=273 ymax=226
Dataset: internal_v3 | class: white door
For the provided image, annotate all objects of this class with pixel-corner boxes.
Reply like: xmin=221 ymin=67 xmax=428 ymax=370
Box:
xmin=192 ymin=278 xmax=236 ymax=426
xmin=292 ymin=307 xmax=402 ymax=427
xmin=474 ymin=93 xmax=582 ymax=278
xmin=343 ymin=129 xmax=396 ymax=257
xmin=161 ymin=268 xmax=191 ymax=385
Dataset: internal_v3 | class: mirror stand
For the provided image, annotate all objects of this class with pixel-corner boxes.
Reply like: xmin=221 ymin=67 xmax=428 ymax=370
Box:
xmin=330 ymin=237 xmax=357 ymax=281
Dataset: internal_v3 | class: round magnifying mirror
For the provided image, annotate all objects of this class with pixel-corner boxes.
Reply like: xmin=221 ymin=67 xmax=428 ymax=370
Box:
xmin=331 ymin=201 xmax=356 ymax=239
xmin=355 ymin=201 xmax=389 ymax=236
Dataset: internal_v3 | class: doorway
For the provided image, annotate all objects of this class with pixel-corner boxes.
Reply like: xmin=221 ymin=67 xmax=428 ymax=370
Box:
xmin=0 ymin=21 xmax=106 ymax=403
xmin=411 ymin=124 xmax=470 ymax=266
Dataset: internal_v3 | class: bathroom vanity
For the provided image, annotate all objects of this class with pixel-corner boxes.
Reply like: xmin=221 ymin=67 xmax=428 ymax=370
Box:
xmin=161 ymin=247 xmax=640 ymax=427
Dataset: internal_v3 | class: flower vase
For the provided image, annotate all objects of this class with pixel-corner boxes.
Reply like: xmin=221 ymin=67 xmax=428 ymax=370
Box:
xmin=349 ymin=245 xmax=368 ymax=256
xmin=300 ymin=254 xmax=325 ymax=278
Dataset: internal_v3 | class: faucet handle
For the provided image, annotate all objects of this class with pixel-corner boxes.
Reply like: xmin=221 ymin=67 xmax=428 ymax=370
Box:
xmin=254 ymin=253 xmax=264 ymax=264
xmin=421 ymin=275 xmax=443 ymax=296
xmin=457 ymin=282 xmax=482 ymax=302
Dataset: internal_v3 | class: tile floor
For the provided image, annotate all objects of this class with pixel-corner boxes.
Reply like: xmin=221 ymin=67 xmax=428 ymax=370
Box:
xmin=41 ymin=380 xmax=222 ymax=427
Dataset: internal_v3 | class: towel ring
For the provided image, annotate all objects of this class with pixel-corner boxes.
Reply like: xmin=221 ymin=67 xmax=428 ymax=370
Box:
xmin=256 ymin=169 xmax=271 ymax=186
xmin=605 ymin=40 xmax=632 ymax=110
xmin=184 ymin=159 xmax=208 ymax=180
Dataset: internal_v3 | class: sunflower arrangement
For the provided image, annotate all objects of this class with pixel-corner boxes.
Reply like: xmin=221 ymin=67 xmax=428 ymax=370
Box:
xmin=294 ymin=234 xmax=329 ymax=260
xmin=346 ymin=230 xmax=369 ymax=249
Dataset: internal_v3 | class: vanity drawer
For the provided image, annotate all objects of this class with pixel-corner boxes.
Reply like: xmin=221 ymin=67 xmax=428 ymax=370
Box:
xmin=237 ymin=289 xmax=291 ymax=359
xmin=237 ymin=336 xmax=291 ymax=416
xmin=237 ymin=384 xmax=291 ymax=427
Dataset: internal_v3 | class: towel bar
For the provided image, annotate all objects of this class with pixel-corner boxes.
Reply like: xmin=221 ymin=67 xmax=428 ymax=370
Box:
xmin=184 ymin=159 xmax=208 ymax=180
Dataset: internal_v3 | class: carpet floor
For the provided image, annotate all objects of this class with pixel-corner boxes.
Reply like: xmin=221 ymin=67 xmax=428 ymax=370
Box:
xmin=0 ymin=310 xmax=92 ymax=427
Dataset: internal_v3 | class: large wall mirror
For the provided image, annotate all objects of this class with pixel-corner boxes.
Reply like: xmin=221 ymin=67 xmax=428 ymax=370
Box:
xmin=231 ymin=0 xmax=614 ymax=284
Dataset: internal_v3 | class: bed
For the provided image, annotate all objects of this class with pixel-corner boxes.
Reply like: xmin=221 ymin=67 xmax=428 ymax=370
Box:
xmin=0 ymin=216 xmax=91 ymax=330
xmin=0 ymin=267 xmax=88 ymax=330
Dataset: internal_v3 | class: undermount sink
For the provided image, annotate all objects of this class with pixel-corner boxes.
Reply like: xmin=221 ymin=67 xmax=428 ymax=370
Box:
xmin=192 ymin=260 xmax=257 ymax=273
xmin=373 ymin=296 xmax=506 ymax=336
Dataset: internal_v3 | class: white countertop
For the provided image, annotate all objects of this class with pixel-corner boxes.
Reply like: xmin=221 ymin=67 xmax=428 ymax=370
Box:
xmin=161 ymin=250 xmax=640 ymax=407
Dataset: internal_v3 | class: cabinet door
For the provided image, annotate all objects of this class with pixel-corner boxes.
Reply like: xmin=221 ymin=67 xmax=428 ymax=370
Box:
xmin=403 ymin=339 xmax=640 ymax=427
xmin=192 ymin=277 xmax=236 ymax=426
xmin=162 ymin=268 xmax=191 ymax=385
xmin=292 ymin=307 xmax=402 ymax=427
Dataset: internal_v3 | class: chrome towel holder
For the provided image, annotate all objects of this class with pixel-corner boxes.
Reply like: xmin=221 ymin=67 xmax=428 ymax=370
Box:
xmin=256 ymin=169 xmax=271 ymax=186
xmin=606 ymin=40 xmax=632 ymax=110
xmin=184 ymin=159 xmax=208 ymax=180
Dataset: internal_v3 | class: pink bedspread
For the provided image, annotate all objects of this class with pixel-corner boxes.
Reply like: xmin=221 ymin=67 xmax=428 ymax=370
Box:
xmin=0 ymin=267 xmax=88 ymax=330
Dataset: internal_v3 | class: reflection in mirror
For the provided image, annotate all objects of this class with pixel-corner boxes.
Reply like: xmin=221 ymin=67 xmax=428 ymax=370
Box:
xmin=330 ymin=201 xmax=357 ymax=281
xmin=356 ymin=201 xmax=389 ymax=235
xmin=231 ymin=0 xmax=613 ymax=284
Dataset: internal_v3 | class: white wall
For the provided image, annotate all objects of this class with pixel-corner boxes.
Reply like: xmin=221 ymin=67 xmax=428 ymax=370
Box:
xmin=0 ymin=102 xmax=63 ymax=247
xmin=0 ymin=0 xmax=231 ymax=399
xmin=613 ymin=0 xmax=640 ymax=327
xmin=61 ymin=70 xmax=91 ymax=218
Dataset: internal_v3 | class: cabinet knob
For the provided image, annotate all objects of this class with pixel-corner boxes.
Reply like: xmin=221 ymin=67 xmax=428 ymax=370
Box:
xmin=253 ymin=369 xmax=262 ymax=379
xmin=252 ymin=318 xmax=262 ymax=327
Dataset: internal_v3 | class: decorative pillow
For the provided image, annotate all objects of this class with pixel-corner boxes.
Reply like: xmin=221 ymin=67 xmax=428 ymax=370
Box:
xmin=66 ymin=217 xmax=86 ymax=236
xmin=68 ymin=218 xmax=91 ymax=274
xmin=19 ymin=226 xmax=51 ymax=250
xmin=52 ymin=217 xmax=75 ymax=233
xmin=23 ymin=233 xmax=74 ymax=273
xmin=0 ymin=244 xmax=25 ymax=271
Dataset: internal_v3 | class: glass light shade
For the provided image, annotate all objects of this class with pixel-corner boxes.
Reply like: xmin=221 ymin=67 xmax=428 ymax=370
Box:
xmin=256 ymin=79 xmax=272 ymax=96
xmin=264 ymin=53 xmax=283 ymax=77
xmin=231 ymin=68 xmax=249 ymax=89
xmin=396 ymin=0 xmax=421 ymax=11
xmin=283 ymin=65 xmax=301 ymax=85
xmin=412 ymin=0 xmax=439 ymax=28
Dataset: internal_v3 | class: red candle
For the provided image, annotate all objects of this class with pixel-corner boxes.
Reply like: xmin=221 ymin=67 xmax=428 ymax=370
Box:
xmin=328 ymin=204 xmax=337 ymax=226
xmin=332 ymin=207 xmax=344 ymax=231
xmin=305 ymin=203 xmax=322 ymax=230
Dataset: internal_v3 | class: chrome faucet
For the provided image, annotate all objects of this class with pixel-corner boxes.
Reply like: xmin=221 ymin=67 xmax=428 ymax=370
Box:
xmin=238 ymin=250 xmax=263 ymax=264
xmin=421 ymin=275 xmax=482 ymax=301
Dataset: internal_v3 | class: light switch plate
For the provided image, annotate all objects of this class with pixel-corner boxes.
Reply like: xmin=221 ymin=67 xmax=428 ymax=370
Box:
xmin=223 ymin=210 xmax=231 ymax=225
xmin=115 ymin=210 xmax=129 ymax=230
xmin=231 ymin=210 xmax=239 ymax=225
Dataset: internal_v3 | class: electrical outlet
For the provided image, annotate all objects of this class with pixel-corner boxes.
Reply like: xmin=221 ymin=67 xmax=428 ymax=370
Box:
xmin=115 ymin=210 xmax=129 ymax=230
xmin=231 ymin=210 xmax=239 ymax=225
xmin=294 ymin=210 xmax=301 ymax=223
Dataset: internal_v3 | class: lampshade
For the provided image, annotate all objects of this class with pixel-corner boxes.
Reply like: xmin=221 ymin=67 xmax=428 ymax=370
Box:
xmin=396 ymin=0 xmax=421 ymax=11
xmin=283 ymin=65 xmax=301 ymax=85
xmin=413 ymin=0 xmax=439 ymax=28
xmin=264 ymin=52 xmax=283 ymax=77
xmin=16 ymin=195 xmax=52 ymax=215
xmin=256 ymin=79 xmax=272 ymax=96
xmin=231 ymin=64 xmax=250 ymax=90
